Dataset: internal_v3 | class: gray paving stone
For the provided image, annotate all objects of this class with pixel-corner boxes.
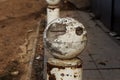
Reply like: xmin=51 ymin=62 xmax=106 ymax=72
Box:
xmin=100 ymin=70 xmax=120 ymax=80
xmin=83 ymin=70 xmax=103 ymax=80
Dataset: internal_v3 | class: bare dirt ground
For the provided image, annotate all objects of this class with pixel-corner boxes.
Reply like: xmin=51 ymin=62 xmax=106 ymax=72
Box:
xmin=0 ymin=0 xmax=46 ymax=80
xmin=0 ymin=14 xmax=46 ymax=80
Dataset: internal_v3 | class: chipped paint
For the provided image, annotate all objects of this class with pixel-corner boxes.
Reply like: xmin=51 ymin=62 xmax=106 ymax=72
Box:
xmin=44 ymin=17 xmax=87 ymax=59
xmin=47 ymin=58 xmax=82 ymax=80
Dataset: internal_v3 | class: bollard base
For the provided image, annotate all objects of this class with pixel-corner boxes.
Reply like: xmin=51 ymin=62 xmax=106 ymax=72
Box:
xmin=47 ymin=58 xmax=82 ymax=80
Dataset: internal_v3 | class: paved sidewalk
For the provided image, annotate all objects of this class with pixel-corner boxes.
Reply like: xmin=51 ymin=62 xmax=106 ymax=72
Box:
xmin=61 ymin=11 xmax=120 ymax=80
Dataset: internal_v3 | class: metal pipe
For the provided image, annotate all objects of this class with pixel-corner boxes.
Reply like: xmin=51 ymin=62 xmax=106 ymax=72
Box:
xmin=44 ymin=17 xmax=87 ymax=80
xmin=47 ymin=6 xmax=60 ymax=25
xmin=44 ymin=1 xmax=87 ymax=80
xmin=46 ymin=0 xmax=60 ymax=25
xmin=47 ymin=58 xmax=82 ymax=80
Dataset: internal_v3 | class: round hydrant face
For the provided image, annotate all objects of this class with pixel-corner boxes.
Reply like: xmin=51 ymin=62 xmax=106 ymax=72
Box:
xmin=44 ymin=17 xmax=87 ymax=59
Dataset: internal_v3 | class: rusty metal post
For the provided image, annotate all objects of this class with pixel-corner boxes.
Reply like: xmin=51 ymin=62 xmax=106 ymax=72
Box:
xmin=46 ymin=0 xmax=60 ymax=25
xmin=47 ymin=58 xmax=83 ymax=80
xmin=44 ymin=17 xmax=87 ymax=80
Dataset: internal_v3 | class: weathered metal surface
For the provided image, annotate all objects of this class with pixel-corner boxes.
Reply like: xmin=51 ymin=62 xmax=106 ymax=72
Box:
xmin=47 ymin=7 xmax=60 ymax=25
xmin=46 ymin=0 xmax=60 ymax=25
xmin=46 ymin=0 xmax=60 ymax=5
xmin=47 ymin=58 xmax=82 ymax=80
xmin=44 ymin=17 xmax=87 ymax=59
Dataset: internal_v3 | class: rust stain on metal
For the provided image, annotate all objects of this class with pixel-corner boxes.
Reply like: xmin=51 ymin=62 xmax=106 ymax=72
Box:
xmin=49 ymin=74 xmax=56 ymax=80
xmin=48 ymin=7 xmax=56 ymax=10
xmin=61 ymin=73 xmax=64 ymax=77
xmin=47 ymin=58 xmax=82 ymax=80
xmin=48 ymin=5 xmax=59 ymax=10
xmin=47 ymin=62 xmax=66 ymax=80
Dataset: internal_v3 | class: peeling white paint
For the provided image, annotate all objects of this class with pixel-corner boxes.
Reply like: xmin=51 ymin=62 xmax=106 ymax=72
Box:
xmin=46 ymin=0 xmax=60 ymax=25
xmin=47 ymin=58 xmax=82 ymax=80
xmin=47 ymin=8 xmax=60 ymax=25
xmin=44 ymin=17 xmax=87 ymax=59
xmin=50 ymin=68 xmax=82 ymax=80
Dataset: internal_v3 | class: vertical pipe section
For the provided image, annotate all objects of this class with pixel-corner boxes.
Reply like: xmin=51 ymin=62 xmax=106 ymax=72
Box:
xmin=47 ymin=58 xmax=82 ymax=80
xmin=47 ymin=6 xmax=60 ymax=25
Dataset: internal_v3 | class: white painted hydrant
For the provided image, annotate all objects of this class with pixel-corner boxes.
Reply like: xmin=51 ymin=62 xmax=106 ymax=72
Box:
xmin=44 ymin=17 xmax=87 ymax=80
xmin=44 ymin=0 xmax=87 ymax=80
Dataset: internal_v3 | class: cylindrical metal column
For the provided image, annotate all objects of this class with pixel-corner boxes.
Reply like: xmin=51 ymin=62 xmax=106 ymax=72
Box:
xmin=47 ymin=6 xmax=60 ymax=24
xmin=44 ymin=17 xmax=87 ymax=80
xmin=46 ymin=0 xmax=60 ymax=25
xmin=47 ymin=58 xmax=82 ymax=80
